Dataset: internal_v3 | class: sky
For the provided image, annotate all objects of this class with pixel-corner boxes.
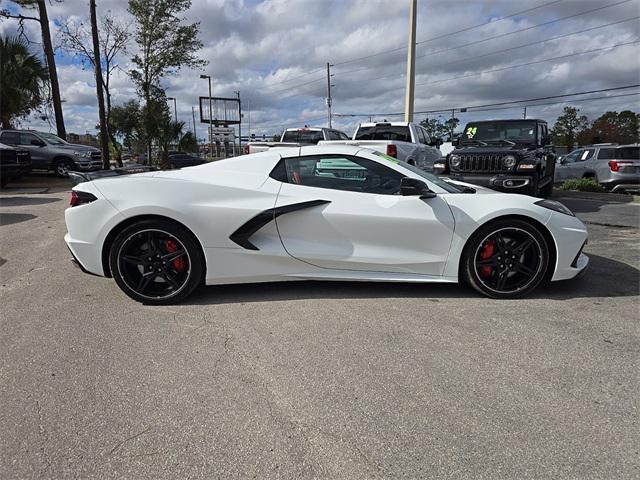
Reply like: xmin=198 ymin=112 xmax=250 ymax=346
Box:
xmin=1 ymin=0 xmax=639 ymax=140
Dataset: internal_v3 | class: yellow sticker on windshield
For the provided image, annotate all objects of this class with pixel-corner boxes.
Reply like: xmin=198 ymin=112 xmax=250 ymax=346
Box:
xmin=466 ymin=127 xmax=477 ymax=138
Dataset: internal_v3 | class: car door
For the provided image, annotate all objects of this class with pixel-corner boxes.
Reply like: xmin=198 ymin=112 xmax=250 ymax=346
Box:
xmin=273 ymin=151 xmax=455 ymax=276
xmin=18 ymin=132 xmax=48 ymax=169
xmin=555 ymin=150 xmax=580 ymax=182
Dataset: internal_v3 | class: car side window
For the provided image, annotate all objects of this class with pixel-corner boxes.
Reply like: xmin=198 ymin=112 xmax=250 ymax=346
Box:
xmin=537 ymin=124 xmax=544 ymax=146
xmin=0 ymin=131 xmax=19 ymax=145
xmin=326 ymin=130 xmax=340 ymax=140
xmin=577 ymin=149 xmax=595 ymax=162
xmin=338 ymin=131 xmax=350 ymax=140
xmin=19 ymin=133 xmax=40 ymax=146
xmin=416 ymin=128 xmax=426 ymax=145
xmin=563 ymin=151 xmax=581 ymax=163
xmin=277 ymin=155 xmax=404 ymax=195
xmin=597 ymin=148 xmax=616 ymax=160
xmin=422 ymin=128 xmax=432 ymax=145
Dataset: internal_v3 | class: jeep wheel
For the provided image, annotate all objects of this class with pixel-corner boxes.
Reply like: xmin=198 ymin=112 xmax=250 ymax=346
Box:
xmin=539 ymin=178 xmax=553 ymax=197
xmin=54 ymin=159 xmax=73 ymax=177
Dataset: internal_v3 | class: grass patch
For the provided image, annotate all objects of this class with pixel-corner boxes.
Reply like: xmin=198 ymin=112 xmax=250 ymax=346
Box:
xmin=560 ymin=178 xmax=606 ymax=192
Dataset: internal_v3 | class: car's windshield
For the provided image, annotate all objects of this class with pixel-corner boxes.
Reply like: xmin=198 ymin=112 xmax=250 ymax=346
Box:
xmin=38 ymin=132 xmax=68 ymax=145
xmin=282 ymin=129 xmax=324 ymax=144
xmin=461 ymin=122 xmax=537 ymax=144
xmin=371 ymin=151 xmax=463 ymax=193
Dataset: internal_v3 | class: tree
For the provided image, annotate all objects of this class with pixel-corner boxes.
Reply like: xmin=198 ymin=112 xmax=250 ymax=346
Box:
xmin=550 ymin=106 xmax=588 ymax=148
xmin=110 ymin=100 xmax=142 ymax=152
xmin=59 ymin=12 xmax=131 ymax=166
xmin=577 ymin=110 xmax=640 ymax=145
xmin=0 ymin=36 xmax=48 ymax=128
xmin=178 ymin=131 xmax=198 ymax=152
xmin=89 ymin=0 xmax=109 ymax=169
xmin=157 ymin=119 xmax=184 ymax=169
xmin=1 ymin=1 xmax=66 ymax=138
xmin=127 ymin=0 xmax=207 ymax=161
xmin=419 ymin=117 xmax=459 ymax=141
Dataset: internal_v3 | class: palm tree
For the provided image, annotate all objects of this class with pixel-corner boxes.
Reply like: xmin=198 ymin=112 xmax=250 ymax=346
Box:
xmin=157 ymin=120 xmax=185 ymax=169
xmin=0 ymin=36 xmax=49 ymax=128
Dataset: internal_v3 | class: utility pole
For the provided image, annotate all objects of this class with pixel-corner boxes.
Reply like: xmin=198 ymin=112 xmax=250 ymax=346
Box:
xmin=326 ymin=62 xmax=334 ymax=128
xmin=246 ymin=98 xmax=251 ymax=141
xmin=404 ymin=0 xmax=417 ymax=122
xmin=192 ymin=106 xmax=197 ymax=139
xmin=523 ymin=106 xmax=527 ymax=119
xmin=235 ymin=90 xmax=241 ymax=155
xmin=90 ymin=0 xmax=109 ymax=169
xmin=200 ymin=75 xmax=213 ymax=159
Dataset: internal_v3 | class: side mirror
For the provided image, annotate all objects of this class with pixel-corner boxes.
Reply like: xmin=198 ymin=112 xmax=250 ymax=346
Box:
xmin=31 ymin=139 xmax=46 ymax=147
xmin=541 ymin=134 xmax=551 ymax=146
xmin=452 ymin=137 xmax=460 ymax=147
xmin=400 ymin=177 xmax=436 ymax=198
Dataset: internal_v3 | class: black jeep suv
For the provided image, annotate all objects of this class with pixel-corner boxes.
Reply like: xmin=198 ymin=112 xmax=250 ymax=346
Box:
xmin=435 ymin=119 xmax=555 ymax=197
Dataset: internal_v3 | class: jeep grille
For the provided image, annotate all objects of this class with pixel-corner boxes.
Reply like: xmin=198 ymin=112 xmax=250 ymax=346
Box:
xmin=454 ymin=154 xmax=511 ymax=173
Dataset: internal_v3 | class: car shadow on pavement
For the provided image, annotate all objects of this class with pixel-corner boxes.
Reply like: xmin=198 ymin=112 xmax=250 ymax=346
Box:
xmin=536 ymin=253 xmax=639 ymax=300
xmin=0 ymin=213 xmax=37 ymax=226
xmin=0 ymin=196 xmax=62 ymax=207
xmin=184 ymin=253 xmax=638 ymax=305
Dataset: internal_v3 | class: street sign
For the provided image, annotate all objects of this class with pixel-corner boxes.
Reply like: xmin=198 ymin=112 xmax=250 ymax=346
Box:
xmin=199 ymin=96 xmax=241 ymax=125
xmin=209 ymin=127 xmax=235 ymax=142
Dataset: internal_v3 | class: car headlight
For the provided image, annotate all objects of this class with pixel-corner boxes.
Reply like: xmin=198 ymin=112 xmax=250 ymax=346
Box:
xmin=535 ymin=199 xmax=574 ymax=217
xmin=502 ymin=154 xmax=516 ymax=169
xmin=449 ymin=154 xmax=461 ymax=169
xmin=74 ymin=151 xmax=92 ymax=158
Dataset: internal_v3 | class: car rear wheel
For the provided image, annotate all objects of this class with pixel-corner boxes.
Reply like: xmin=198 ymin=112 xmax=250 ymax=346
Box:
xmin=109 ymin=219 xmax=204 ymax=304
xmin=54 ymin=158 xmax=73 ymax=177
xmin=462 ymin=219 xmax=549 ymax=299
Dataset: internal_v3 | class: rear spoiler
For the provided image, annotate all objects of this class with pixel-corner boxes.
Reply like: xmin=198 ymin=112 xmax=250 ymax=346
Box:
xmin=68 ymin=165 xmax=156 ymax=186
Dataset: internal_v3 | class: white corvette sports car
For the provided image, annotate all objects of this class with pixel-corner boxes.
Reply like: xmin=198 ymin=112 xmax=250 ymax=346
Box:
xmin=64 ymin=145 xmax=588 ymax=304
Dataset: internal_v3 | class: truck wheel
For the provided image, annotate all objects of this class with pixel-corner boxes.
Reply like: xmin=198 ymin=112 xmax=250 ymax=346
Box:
xmin=539 ymin=178 xmax=553 ymax=197
xmin=527 ymin=176 xmax=539 ymax=197
xmin=54 ymin=158 xmax=73 ymax=177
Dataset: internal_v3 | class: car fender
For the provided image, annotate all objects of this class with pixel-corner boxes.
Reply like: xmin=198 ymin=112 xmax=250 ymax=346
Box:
xmin=440 ymin=193 xmax=553 ymax=278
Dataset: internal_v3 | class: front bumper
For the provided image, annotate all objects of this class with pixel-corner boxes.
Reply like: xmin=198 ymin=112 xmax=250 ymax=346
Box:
xmin=74 ymin=160 xmax=103 ymax=171
xmin=448 ymin=173 xmax=533 ymax=191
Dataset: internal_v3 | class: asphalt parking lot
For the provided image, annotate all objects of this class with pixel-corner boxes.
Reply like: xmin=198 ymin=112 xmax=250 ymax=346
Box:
xmin=1 ymin=178 xmax=638 ymax=479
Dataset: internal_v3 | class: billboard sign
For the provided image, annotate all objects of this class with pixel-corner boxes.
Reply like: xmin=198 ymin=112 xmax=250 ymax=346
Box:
xmin=199 ymin=96 xmax=240 ymax=125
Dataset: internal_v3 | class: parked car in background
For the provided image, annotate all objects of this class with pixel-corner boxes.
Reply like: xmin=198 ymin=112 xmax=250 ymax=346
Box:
xmin=554 ymin=144 xmax=639 ymax=192
xmin=319 ymin=122 xmax=443 ymax=171
xmin=168 ymin=153 xmax=207 ymax=169
xmin=0 ymin=142 xmax=32 ymax=187
xmin=435 ymin=119 xmax=555 ymax=197
xmin=244 ymin=127 xmax=350 ymax=154
xmin=0 ymin=129 xmax=102 ymax=177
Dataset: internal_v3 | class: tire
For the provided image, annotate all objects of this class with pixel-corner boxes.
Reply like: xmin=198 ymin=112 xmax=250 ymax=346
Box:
xmin=539 ymin=177 xmax=553 ymax=197
xmin=54 ymin=158 xmax=73 ymax=177
xmin=461 ymin=218 xmax=549 ymax=299
xmin=527 ymin=175 xmax=540 ymax=197
xmin=109 ymin=219 xmax=204 ymax=304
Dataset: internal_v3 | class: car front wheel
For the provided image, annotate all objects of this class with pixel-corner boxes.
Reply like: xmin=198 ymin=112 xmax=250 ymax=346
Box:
xmin=109 ymin=219 xmax=204 ymax=304
xmin=54 ymin=158 xmax=73 ymax=177
xmin=462 ymin=219 xmax=549 ymax=299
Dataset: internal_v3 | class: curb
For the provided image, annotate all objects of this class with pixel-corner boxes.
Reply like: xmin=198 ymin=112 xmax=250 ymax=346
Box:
xmin=553 ymin=188 xmax=640 ymax=204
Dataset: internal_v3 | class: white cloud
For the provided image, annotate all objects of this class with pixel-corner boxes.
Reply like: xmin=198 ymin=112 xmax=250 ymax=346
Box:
xmin=2 ymin=0 xmax=639 ymax=138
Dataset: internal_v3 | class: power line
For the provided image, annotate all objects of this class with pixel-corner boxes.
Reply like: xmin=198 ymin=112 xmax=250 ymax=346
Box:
xmin=332 ymin=84 xmax=640 ymax=117
xmin=414 ymin=39 xmax=640 ymax=88
xmin=332 ymin=0 xmax=566 ymax=67
xmin=261 ymin=67 xmax=326 ymax=91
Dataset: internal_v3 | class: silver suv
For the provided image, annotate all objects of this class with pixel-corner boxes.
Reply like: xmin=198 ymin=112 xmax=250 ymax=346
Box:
xmin=0 ymin=130 xmax=102 ymax=177
xmin=555 ymin=143 xmax=639 ymax=192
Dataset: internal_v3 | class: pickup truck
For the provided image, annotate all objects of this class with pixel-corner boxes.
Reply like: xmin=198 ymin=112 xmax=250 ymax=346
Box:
xmin=244 ymin=127 xmax=350 ymax=155
xmin=318 ymin=122 xmax=443 ymax=171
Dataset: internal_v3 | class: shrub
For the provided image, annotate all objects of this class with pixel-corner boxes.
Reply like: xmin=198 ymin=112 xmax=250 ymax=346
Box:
xmin=561 ymin=178 xmax=606 ymax=192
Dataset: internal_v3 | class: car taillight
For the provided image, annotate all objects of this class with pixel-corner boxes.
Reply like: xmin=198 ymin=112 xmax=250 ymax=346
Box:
xmin=608 ymin=160 xmax=633 ymax=172
xmin=243 ymin=145 xmax=250 ymax=155
xmin=386 ymin=144 xmax=397 ymax=158
xmin=70 ymin=190 xmax=97 ymax=207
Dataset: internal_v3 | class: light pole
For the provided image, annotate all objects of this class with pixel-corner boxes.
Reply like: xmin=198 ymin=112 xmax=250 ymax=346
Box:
xmin=167 ymin=97 xmax=177 ymax=123
xmin=200 ymin=74 xmax=213 ymax=159
xmin=234 ymin=90 xmax=241 ymax=155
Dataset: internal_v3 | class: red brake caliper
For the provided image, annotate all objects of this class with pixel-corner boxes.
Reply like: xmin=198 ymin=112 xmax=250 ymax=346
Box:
xmin=479 ymin=240 xmax=495 ymax=277
xmin=164 ymin=239 xmax=186 ymax=272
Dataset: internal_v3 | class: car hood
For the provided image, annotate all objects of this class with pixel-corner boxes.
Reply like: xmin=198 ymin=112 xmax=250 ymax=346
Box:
xmin=57 ymin=144 xmax=100 ymax=152
xmin=453 ymin=145 xmax=534 ymax=155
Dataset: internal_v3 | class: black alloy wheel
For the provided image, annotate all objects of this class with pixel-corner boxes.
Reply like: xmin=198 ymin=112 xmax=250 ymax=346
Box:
xmin=462 ymin=219 xmax=549 ymax=299
xmin=109 ymin=219 xmax=204 ymax=304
